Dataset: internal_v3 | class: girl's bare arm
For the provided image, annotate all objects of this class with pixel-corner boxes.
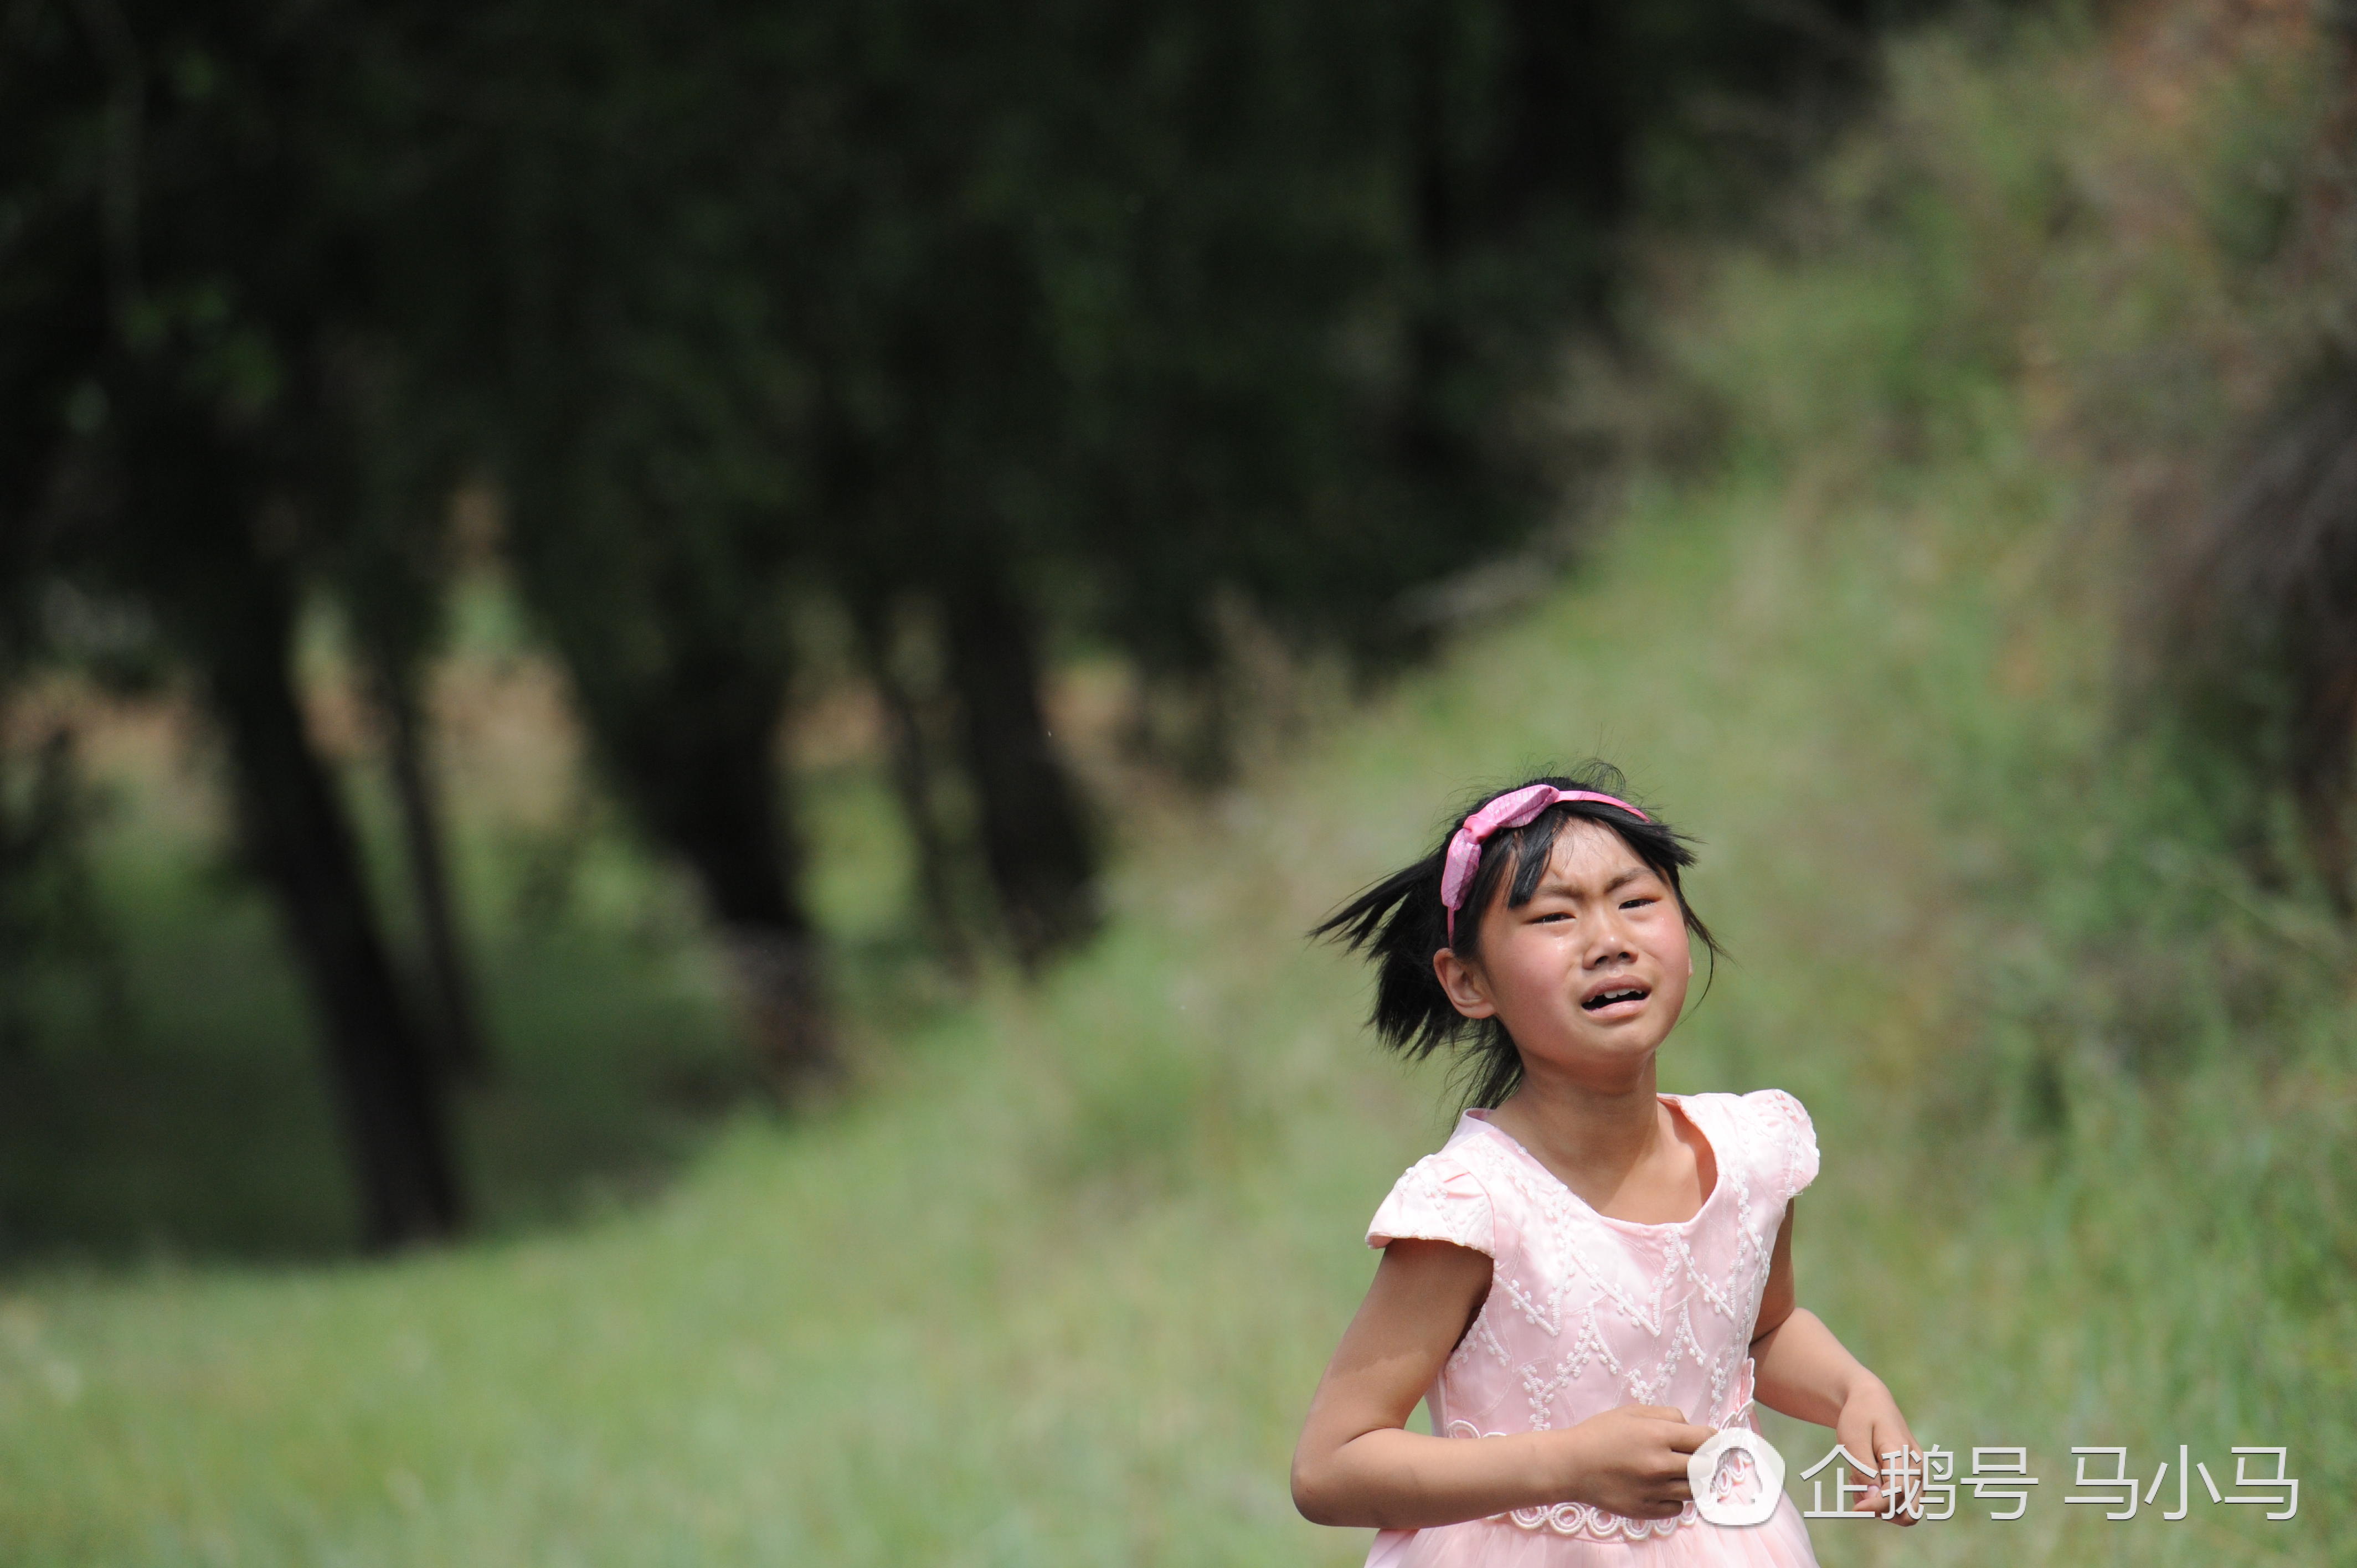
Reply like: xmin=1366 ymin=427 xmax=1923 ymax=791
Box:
xmin=1292 ymin=1239 xmax=1712 ymax=1529
xmin=1748 ymin=1204 xmax=1921 ymax=1521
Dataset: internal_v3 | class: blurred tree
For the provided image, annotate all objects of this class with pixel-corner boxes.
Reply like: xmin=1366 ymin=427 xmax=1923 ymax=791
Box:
xmin=848 ymin=594 xmax=974 ymax=977
xmin=1054 ymin=0 xmax=1928 ymax=692
xmin=0 ymin=0 xmax=471 ymax=1246
xmin=0 ymin=0 xmax=1968 ymax=1252
xmin=481 ymin=0 xmax=1099 ymax=987
xmin=939 ymin=560 xmax=1100 ymax=962
xmin=788 ymin=0 xmax=1109 ymax=964
xmin=318 ymin=360 xmax=490 ymax=1079
xmin=482 ymin=0 xmax=1926 ymax=982
xmin=480 ymin=0 xmax=841 ymax=1084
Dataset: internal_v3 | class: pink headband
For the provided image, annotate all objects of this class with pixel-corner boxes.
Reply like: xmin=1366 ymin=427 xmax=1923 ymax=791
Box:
xmin=1441 ymin=785 xmax=1649 ymax=944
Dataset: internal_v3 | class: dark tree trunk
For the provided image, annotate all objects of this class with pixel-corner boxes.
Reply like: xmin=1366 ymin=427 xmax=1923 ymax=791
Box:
xmin=596 ymin=637 xmax=836 ymax=1090
xmin=939 ymin=563 xmax=1097 ymax=967
xmin=198 ymin=569 xmax=462 ymax=1250
xmin=852 ymin=597 xmax=972 ymax=979
xmin=374 ymin=664 xmax=489 ymax=1077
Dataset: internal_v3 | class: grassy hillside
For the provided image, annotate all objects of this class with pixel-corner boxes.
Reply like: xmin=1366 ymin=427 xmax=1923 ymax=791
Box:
xmin=2 ymin=5 xmax=2349 ymax=1565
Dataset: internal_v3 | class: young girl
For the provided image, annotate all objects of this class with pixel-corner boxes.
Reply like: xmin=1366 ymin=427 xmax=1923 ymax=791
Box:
xmin=1292 ymin=767 xmax=1919 ymax=1565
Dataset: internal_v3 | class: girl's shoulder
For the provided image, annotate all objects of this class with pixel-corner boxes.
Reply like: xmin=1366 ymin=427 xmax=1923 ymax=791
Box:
xmin=1365 ymin=1120 xmax=1501 ymax=1258
xmin=1683 ymin=1087 xmax=1821 ymax=1204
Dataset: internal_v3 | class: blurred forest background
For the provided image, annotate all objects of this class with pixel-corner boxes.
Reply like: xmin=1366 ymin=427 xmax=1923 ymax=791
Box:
xmin=2 ymin=0 xmax=2354 ymax=1564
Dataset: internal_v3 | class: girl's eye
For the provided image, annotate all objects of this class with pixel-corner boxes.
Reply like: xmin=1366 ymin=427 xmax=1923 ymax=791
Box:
xmin=1620 ymin=896 xmax=1656 ymax=910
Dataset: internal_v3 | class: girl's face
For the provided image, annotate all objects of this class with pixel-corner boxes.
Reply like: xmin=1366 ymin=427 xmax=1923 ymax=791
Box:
xmin=1434 ymin=819 xmax=1694 ymax=1085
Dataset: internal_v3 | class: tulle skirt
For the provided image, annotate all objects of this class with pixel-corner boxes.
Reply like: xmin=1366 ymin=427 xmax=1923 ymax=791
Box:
xmin=1366 ymin=1496 xmax=1819 ymax=1568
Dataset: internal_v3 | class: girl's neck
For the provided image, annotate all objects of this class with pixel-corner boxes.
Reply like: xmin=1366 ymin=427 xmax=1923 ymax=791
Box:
xmin=1485 ymin=1053 xmax=1672 ymax=1201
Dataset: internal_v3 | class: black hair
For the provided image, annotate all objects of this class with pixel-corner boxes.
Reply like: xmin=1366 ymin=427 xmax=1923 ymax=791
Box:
xmin=1311 ymin=762 xmax=1725 ymax=1110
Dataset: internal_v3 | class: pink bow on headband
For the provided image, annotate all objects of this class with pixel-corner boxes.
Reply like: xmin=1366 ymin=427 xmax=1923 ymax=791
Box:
xmin=1440 ymin=785 xmax=1649 ymax=944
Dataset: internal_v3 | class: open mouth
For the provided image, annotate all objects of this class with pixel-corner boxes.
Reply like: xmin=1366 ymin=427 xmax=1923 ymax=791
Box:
xmin=1582 ymin=986 xmax=1649 ymax=1012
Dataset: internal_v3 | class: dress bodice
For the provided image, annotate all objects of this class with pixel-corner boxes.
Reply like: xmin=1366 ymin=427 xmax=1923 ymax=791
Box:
xmin=1365 ymin=1090 xmax=1820 ymax=1549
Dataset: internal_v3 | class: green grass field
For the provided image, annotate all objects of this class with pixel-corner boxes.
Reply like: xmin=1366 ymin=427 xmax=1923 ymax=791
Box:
xmin=2 ymin=7 xmax=2350 ymax=1565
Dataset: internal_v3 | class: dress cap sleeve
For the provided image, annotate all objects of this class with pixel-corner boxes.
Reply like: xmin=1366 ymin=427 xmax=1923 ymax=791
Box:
xmin=1367 ymin=1151 xmax=1494 ymax=1256
xmin=1746 ymin=1088 xmax=1820 ymax=1202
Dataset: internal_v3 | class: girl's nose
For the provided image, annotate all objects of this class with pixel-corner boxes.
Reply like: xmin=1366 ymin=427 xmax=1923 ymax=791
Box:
xmin=1585 ymin=909 xmax=1637 ymax=963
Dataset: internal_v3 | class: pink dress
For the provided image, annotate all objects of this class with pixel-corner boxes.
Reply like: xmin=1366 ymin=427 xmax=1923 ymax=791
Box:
xmin=1362 ymin=1090 xmax=1824 ymax=1568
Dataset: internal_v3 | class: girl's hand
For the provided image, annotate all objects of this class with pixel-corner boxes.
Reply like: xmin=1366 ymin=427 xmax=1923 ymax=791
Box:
xmin=1551 ymin=1406 xmax=1714 ymax=1520
xmin=1834 ymin=1377 xmax=1922 ymax=1524
xmin=1749 ymin=1208 xmax=1923 ymax=1525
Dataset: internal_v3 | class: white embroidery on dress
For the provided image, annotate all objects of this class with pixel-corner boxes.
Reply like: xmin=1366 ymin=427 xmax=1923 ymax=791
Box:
xmin=1471 ymin=1312 xmax=1512 ymax=1370
xmin=1516 ymin=1304 xmax=1622 ymax=1429
xmin=1406 ymin=1094 xmax=1808 ymax=1474
xmin=1376 ymin=1146 xmax=1489 ymax=1254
